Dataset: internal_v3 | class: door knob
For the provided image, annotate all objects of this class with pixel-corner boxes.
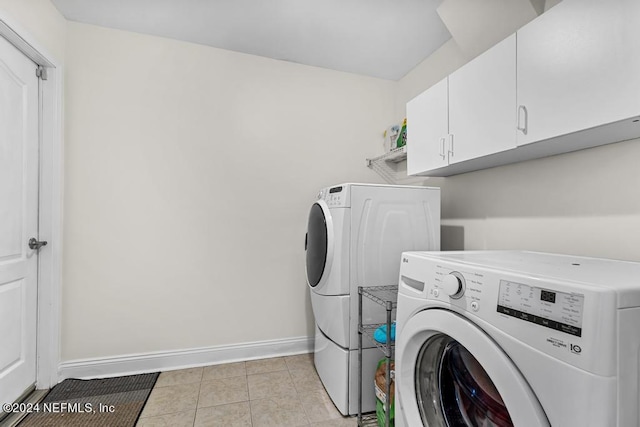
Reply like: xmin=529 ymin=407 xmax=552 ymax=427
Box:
xmin=28 ymin=237 xmax=48 ymax=250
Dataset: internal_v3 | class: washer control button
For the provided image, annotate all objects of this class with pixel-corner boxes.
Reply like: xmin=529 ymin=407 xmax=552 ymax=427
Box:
xmin=471 ymin=301 xmax=479 ymax=312
xmin=433 ymin=289 xmax=440 ymax=298
xmin=442 ymin=272 xmax=466 ymax=299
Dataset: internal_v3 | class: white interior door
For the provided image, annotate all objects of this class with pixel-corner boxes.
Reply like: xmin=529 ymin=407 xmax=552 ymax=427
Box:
xmin=0 ymin=35 xmax=39 ymax=408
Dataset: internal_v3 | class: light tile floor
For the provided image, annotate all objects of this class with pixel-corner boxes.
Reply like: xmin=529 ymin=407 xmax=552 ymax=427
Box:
xmin=136 ymin=354 xmax=358 ymax=427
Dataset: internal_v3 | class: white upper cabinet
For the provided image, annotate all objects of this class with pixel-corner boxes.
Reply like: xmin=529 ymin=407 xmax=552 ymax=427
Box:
xmin=516 ymin=0 xmax=640 ymax=146
xmin=407 ymin=35 xmax=516 ymax=176
xmin=404 ymin=0 xmax=640 ymax=177
xmin=449 ymin=34 xmax=517 ymax=163
xmin=407 ymin=78 xmax=448 ymax=175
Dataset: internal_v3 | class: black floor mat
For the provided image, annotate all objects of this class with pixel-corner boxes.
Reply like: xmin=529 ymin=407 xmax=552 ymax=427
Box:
xmin=18 ymin=373 xmax=159 ymax=427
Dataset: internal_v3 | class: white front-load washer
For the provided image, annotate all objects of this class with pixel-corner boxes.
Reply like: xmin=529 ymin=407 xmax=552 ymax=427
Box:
xmin=395 ymin=250 xmax=640 ymax=427
xmin=305 ymin=183 xmax=440 ymax=415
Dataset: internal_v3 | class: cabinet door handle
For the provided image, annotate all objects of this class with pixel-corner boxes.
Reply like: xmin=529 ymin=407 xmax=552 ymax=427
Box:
xmin=448 ymin=134 xmax=454 ymax=158
xmin=517 ymin=105 xmax=528 ymax=135
xmin=439 ymin=137 xmax=446 ymax=159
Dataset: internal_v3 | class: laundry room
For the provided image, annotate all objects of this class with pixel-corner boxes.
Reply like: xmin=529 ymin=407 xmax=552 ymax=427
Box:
xmin=1 ymin=0 xmax=639 ymax=426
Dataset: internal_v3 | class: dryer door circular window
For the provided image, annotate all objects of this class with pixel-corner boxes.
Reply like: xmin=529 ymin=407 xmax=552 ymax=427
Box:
xmin=305 ymin=201 xmax=331 ymax=287
xmin=416 ymin=334 xmax=512 ymax=427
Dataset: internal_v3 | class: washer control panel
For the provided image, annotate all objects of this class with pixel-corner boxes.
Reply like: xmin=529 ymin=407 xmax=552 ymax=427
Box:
xmin=497 ymin=281 xmax=584 ymax=337
xmin=428 ymin=266 xmax=586 ymax=337
xmin=318 ymin=185 xmax=349 ymax=208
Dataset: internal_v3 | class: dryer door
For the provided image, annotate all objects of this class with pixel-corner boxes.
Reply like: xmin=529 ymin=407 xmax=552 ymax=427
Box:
xmin=305 ymin=200 xmax=333 ymax=289
xmin=396 ymin=309 xmax=549 ymax=427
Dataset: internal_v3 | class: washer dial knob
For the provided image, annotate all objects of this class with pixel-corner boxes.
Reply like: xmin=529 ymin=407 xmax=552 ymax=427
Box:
xmin=442 ymin=272 xmax=465 ymax=299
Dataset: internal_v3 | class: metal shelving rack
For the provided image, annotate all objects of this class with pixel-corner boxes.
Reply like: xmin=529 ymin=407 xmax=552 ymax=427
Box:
xmin=358 ymin=285 xmax=398 ymax=427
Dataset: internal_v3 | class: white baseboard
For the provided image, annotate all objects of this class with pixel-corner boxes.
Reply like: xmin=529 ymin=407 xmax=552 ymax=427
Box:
xmin=58 ymin=336 xmax=314 ymax=381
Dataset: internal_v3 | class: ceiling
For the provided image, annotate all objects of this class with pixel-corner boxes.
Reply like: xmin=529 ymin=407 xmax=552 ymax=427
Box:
xmin=50 ymin=0 xmax=452 ymax=81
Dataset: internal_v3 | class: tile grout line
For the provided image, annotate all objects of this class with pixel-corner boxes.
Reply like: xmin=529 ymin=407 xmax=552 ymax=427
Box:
xmin=245 ymin=364 xmax=254 ymax=427
xmin=192 ymin=368 xmax=205 ymax=427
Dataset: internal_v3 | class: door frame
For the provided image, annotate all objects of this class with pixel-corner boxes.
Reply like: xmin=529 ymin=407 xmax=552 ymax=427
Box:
xmin=0 ymin=14 xmax=63 ymax=389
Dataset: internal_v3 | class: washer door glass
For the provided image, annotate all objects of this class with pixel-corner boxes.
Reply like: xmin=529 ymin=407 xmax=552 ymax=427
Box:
xmin=416 ymin=334 xmax=514 ymax=427
xmin=305 ymin=202 xmax=328 ymax=287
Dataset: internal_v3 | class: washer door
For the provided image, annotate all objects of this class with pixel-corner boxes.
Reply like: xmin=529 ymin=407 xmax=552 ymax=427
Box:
xmin=305 ymin=200 xmax=333 ymax=289
xmin=397 ymin=309 xmax=549 ymax=427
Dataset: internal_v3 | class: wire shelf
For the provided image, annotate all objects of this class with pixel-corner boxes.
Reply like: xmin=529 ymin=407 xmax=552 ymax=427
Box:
xmin=366 ymin=147 xmax=407 ymax=184
xmin=361 ymin=323 xmax=395 ymax=357
xmin=358 ymin=412 xmax=379 ymax=426
xmin=367 ymin=146 xmax=408 ymax=164
xmin=366 ymin=146 xmax=425 ymax=185
xmin=359 ymin=285 xmax=398 ymax=309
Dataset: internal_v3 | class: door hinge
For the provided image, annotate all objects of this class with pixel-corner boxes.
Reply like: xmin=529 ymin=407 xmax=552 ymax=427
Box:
xmin=36 ymin=65 xmax=48 ymax=80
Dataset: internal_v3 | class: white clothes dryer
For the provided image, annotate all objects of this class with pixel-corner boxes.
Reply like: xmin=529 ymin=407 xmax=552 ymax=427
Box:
xmin=395 ymin=251 xmax=640 ymax=427
xmin=305 ymin=183 xmax=440 ymax=415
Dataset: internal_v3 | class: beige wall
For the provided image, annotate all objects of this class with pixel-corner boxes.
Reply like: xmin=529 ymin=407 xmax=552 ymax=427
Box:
xmin=62 ymin=22 xmax=393 ymax=361
xmin=396 ymin=0 xmax=640 ymax=262
xmin=0 ymin=0 xmax=66 ymax=62
xmin=438 ymin=138 xmax=640 ymax=261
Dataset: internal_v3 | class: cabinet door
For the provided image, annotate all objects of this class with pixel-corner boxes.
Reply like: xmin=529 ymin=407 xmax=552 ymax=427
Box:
xmin=449 ymin=34 xmax=517 ymax=163
xmin=406 ymin=78 xmax=449 ymax=175
xmin=517 ymin=0 xmax=640 ymax=146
